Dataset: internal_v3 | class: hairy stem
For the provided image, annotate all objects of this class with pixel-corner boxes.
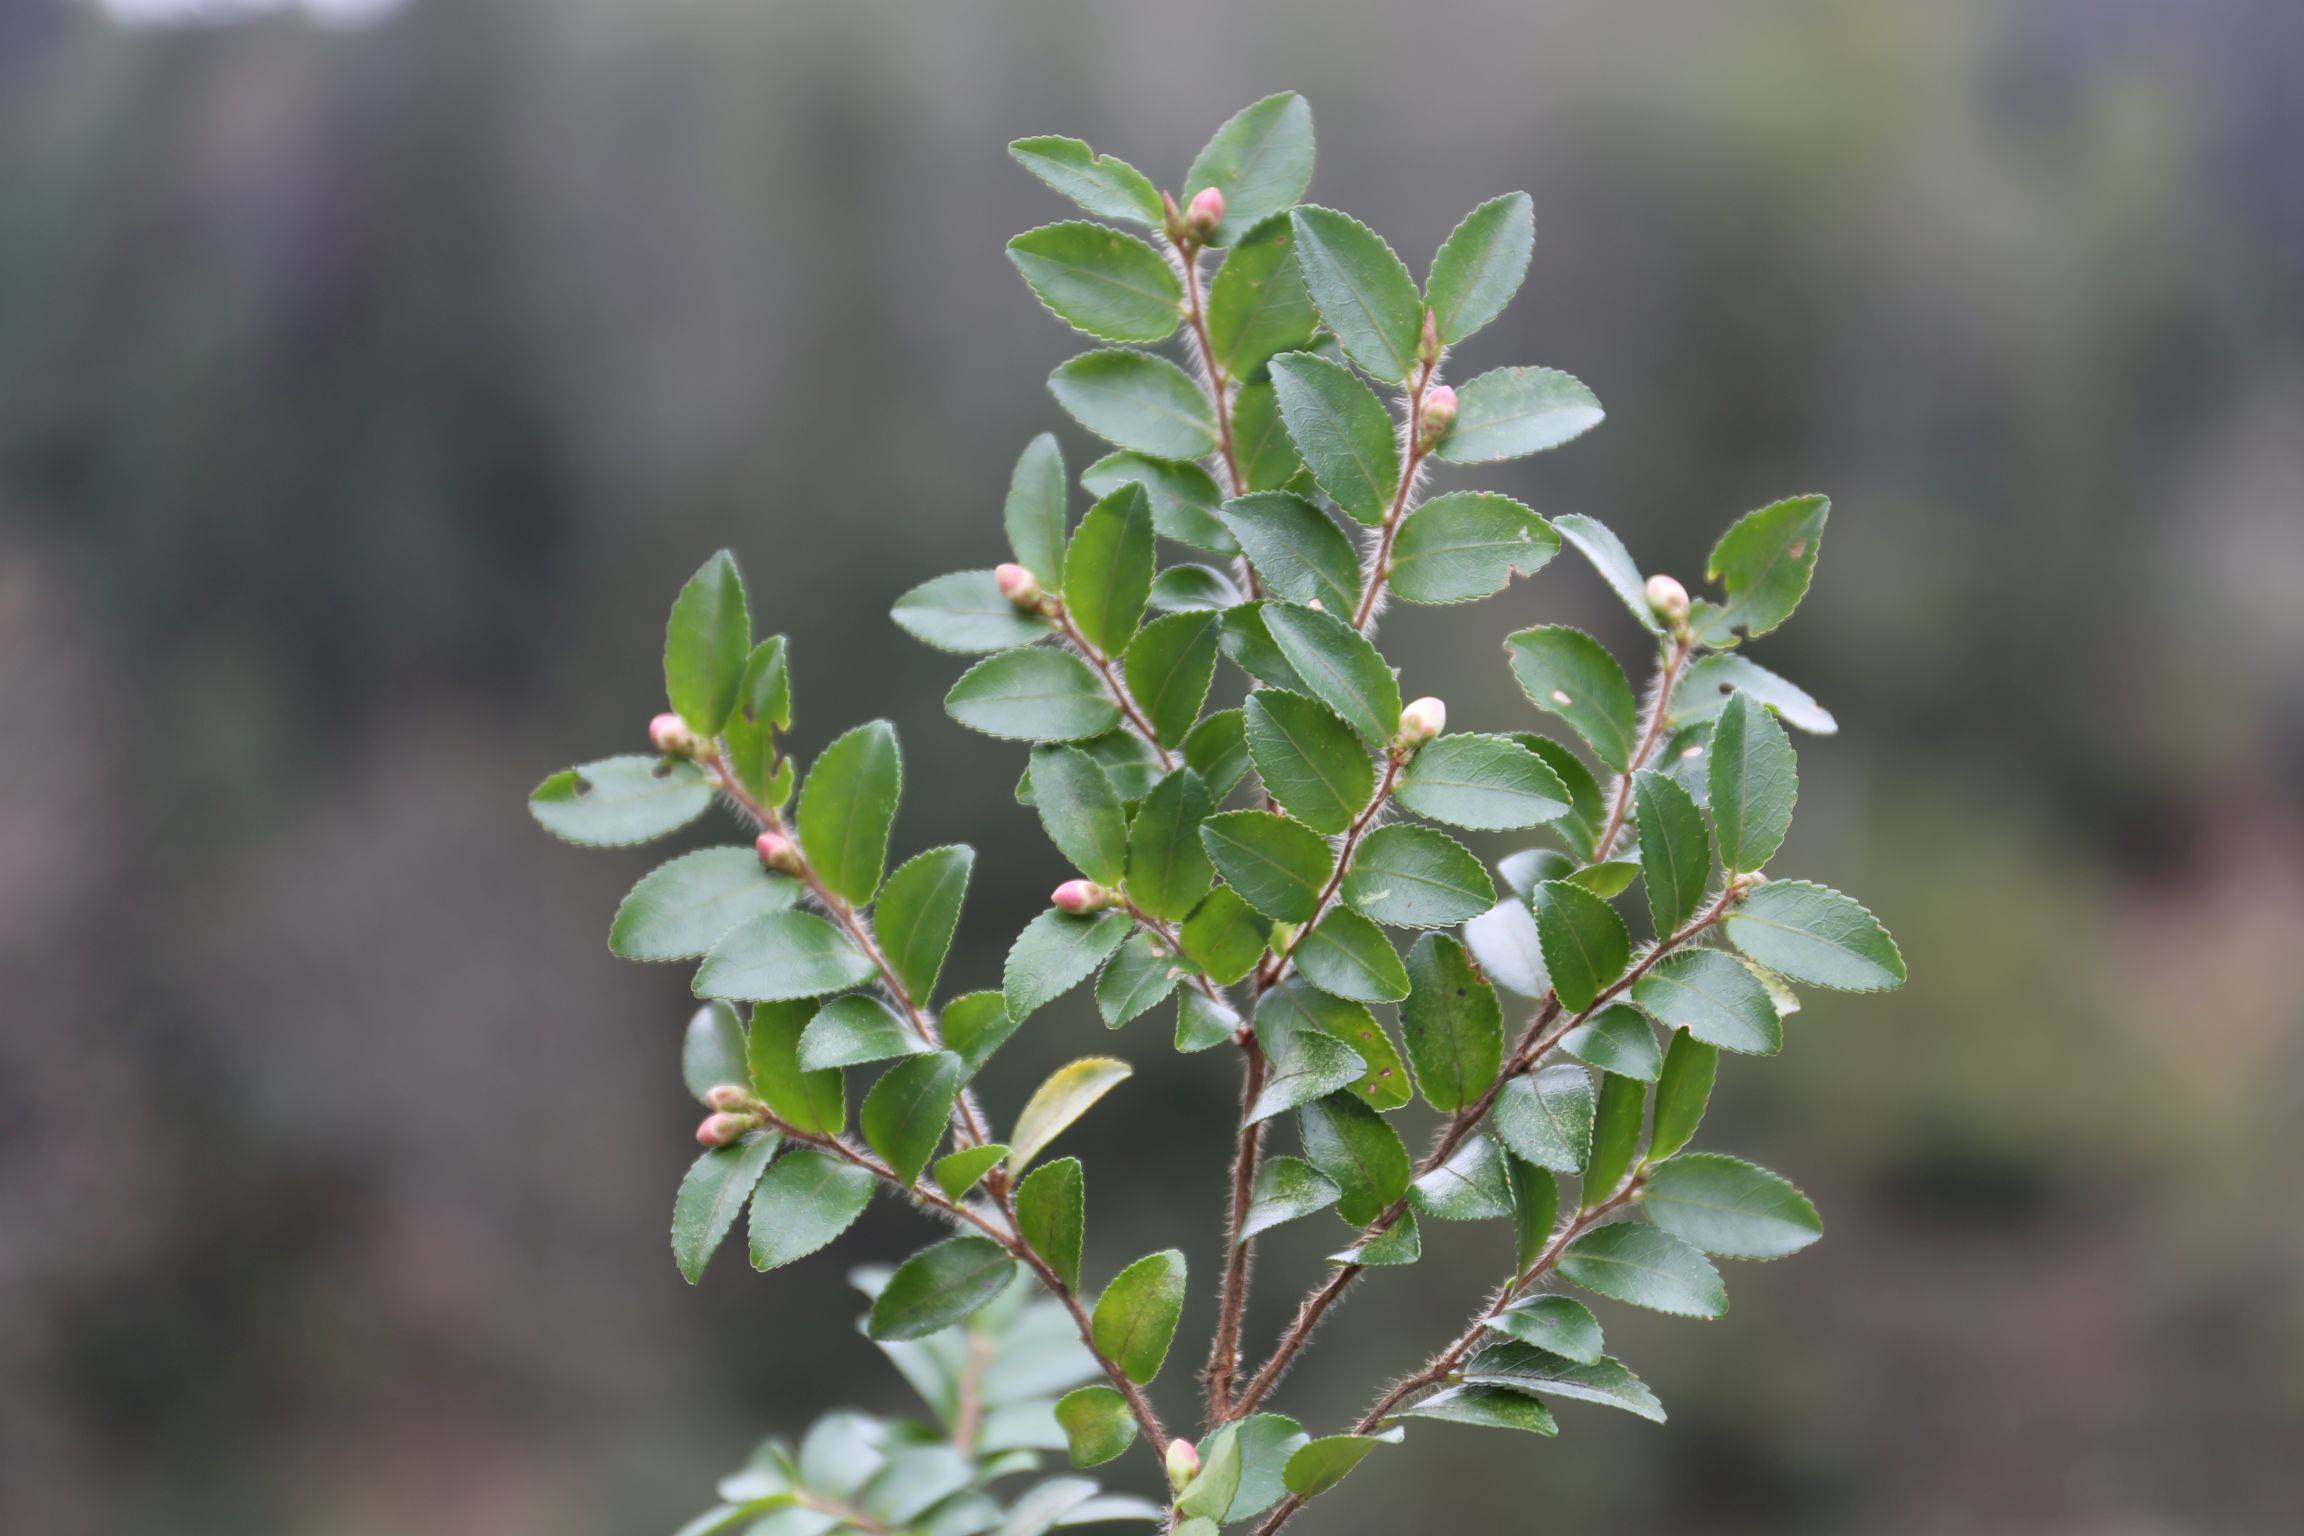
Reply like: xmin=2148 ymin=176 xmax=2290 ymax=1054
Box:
xmin=1351 ymin=357 xmax=1438 ymax=633
xmin=1201 ymin=1038 xmax=1268 ymax=1419
xmin=1052 ymin=602 xmax=1178 ymax=771
xmin=1170 ymin=235 xmax=1259 ymax=604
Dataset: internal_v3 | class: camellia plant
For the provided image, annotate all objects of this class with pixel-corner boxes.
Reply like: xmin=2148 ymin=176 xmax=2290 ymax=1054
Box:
xmin=532 ymin=92 xmax=1905 ymax=1536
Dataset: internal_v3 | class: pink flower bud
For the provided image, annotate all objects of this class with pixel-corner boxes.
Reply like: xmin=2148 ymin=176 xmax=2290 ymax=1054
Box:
xmin=995 ymin=562 xmax=1044 ymax=610
xmin=1165 ymin=1437 xmax=1201 ymax=1490
xmin=1644 ymin=573 xmax=1691 ymax=625
xmin=650 ymin=712 xmax=700 ymax=757
xmin=1051 ymin=879 xmax=1111 ymax=915
xmin=1398 ymin=696 xmax=1446 ymax=748
xmin=1418 ymin=385 xmax=1458 ymax=444
xmin=1186 ymin=186 xmax=1225 ymax=238
xmin=1418 ymin=309 xmax=1444 ymax=364
xmin=755 ymin=831 xmax=803 ymax=874
xmin=704 ymin=1084 xmax=758 ymax=1113
xmin=696 ymin=1112 xmax=752 ymax=1147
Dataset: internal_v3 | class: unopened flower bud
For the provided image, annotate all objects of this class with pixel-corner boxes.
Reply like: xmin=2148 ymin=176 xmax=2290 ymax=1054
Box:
xmin=696 ymin=1112 xmax=753 ymax=1148
xmin=1165 ymin=1437 xmax=1201 ymax=1490
xmin=1418 ymin=309 xmax=1444 ymax=365
xmin=1418 ymin=385 xmax=1457 ymax=445
xmin=1051 ymin=879 xmax=1112 ymax=915
xmin=755 ymin=831 xmax=803 ymax=874
xmin=1186 ymin=186 xmax=1225 ymax=239
xmin=1644 ymin=573 xmax=1691 ymax=625
xmin=995 ymin=562 xmax=1044 ymax=610
xmin=1398 ymin=695 xmax=1447 ymax=747
xmin=650 ymin=712 xmax=701 ymax=757
xmin=704 ymin=1083 xmax=759 ymax=1113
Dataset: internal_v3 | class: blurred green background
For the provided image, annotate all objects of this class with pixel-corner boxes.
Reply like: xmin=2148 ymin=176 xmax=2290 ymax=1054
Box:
xmin=5 ymin=0 xmax=2302 ymax=1531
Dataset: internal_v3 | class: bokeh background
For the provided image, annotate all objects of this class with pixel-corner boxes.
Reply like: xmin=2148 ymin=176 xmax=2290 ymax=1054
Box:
xmin=6 ymin=0 xmax=2302 ymax=1531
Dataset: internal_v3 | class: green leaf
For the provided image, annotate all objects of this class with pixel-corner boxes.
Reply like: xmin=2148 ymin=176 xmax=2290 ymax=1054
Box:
xmin=1231 ymin=380 xmax=1307 ymax=491
xmin=1399 ymin=933 xmax=1503 ymax=1113
xmin=530 ymin=755 xmax=713 ymax=847
xmin=1183 ymin=709 xmax=1254 ymax=801
xmin=1632 ymin=770 xmax=1712 ymax=937
xmin=1199 ymin=810 xmax=1332 ymax=922
xmin=1643 ymin=1153 xmax=1820 ymax=1260
xmin=1178 ymin=885 xmax=1266 ymax=986
xmin=665 ymin=549 xmax=751 ymax=735
xmin=739 ymin=634 xmax=794 ymax=730
xmin=1268 ymin=351 xmax=1398 ymax=527
xmin=749 ymin=1148 xmax=875 ymax=1270
xmin=1560 ymin=1003 xmax=1662 ymax=1080
xmin=1215 ymin=496 xmax=1359 ymax=615
xmin=1208 ymin=216 xmax=1319 ymax=377
xmin=1298 ymin=1092 xmax=1410 ymax=1225
xmin=1054 ymin=1386 xmax=1137 ymax=1468
xmin=1258 ymin=976 xmax=1411 ymax=1111
xmin=1015 ymin=726 xmax=1165 ymax=808
xmin=672 ymin=1134 xmax=778 ymax=1283
xmin=1434 ymin=367 xmax=1605 ymax=464
xmin=1292 ymin=908 xmax=1410 ymax=1002
xmin=798 ymin=720 xmax=902 ymax=906
xmin=1492 ymin=1065 xmax=1594 ymax=1173
xmin=1028 ymin=746 xmax=1128 ymax=884
xmin=1282 ymin=1431 xmax=1398 ymax=1499
xmin=1195 ymin=1414 xmax=1308 ymax=1524
xmin=1551 ymin=513 xmax=1663 ymax=635
xmin=614 ymin=847 xmax=799 ymax=967
xmin=1004 ymin=433 xmax=1069 ymax=590
xmin=1176 ymin=987 xmax=1243 ymax=1052
xmin=1176 ymin=1422 xmax=1244 ymax=1521
xmin=891 ymin=570 xmax=1055 ymax=655
xmin=1486 ymin=1295 xmax=1604 ymax=1364
xmin=1708 ymin=692 xmax=1797 ymax=874
xmin=1151 ymin=563 xmax=1245 ymax=611
xmin=1532 ymin=879 xmax=1631 ymax=1012
xmin=876 ymin=845 xmax=973 ymax=1004
xmin=1092 ymin=1249 xmax=1186 ymax=1383
xmin=1395 ymin=735 xmax=1569 ymax=832
xmin=1508 ymin=1156 xmax=1558 ymax=1272
xmin=940 ymin=990 xmax=1020 ymax=1080
xmin=1633 ymin=948 xmax=1782 ymax=1055
xmin=1008 ymin=222 xmax=1183 ymax=344
xmin=1425 ymin=192 xmax=1534 ymax=344
xmin=933 ymin=1144 xmax=1009 ymax=1202
xmin=861 ymin=1051 xmax=964 ymax=1186
xmin=1219 ymin=604 xmax=1312 ymax=693
xmin=1288 ymin=206 xmax=1423 ymax=382
xmin=1674 ymin=653 xmax=1837 ymax=735
xmin=1240 ymin=1156 xmax=1342 ymax=1241
xmin=1463 ymin=897 xmax=1549 ymax=998
xmin=1518 ymin=736 xmax=1607 ymax=860
xmin=1709 ymin=494 xmax=1827 ymax=638
xmin=1556 ymin=1222 xmax=1725 ymax=1319
xmin=1504 ymin=627 xmax=1638 ymax=771
xmin=868 ymin=1236 xmax=1017 ymax=1341
xmin=1184 ymin=92 xmax=1316 ymax=246
xmin=1263 ymin=602 xmax=1399 ymax=745
xmin=1647 ymin=1029 xmax=1718 ymax=1163
xmin=1008 ymin=135 xmax=1163 ymax=225
xmin=1124 ymin=768 xmax=1213 ymax=922
xmin=696 ymin=910 xmax=877 ymax=1002
xmin=946 ymin=648 xmax=1121 ymax=743
xmin=1410 ymin=1131 xmax=1515 ymax=1221
xmin=1343 ymin=825 xmax=1494 ymax=928
xmin=748 ymin=1001 xmax=846 ymax=1136
xmin=799 ymin=994 xmax=930 ymax=1071
xmin=1722 ymin=880 xmax=1905 ymax=992
xmin=1049 ymin=350 xmax=1216 ymax=460
xmin=1004 ymin=908 xmax=1133 ymax=1021
xmin=1249 ymin=998 xmax=1370 ymax=1125
xmin=683 ymin=1002 xmax=750 ymax=1102
xmin=1245 ymin=690 xmax=1372 ymax=835
xmin=1401 ymin=1384 xmax=1557 ymax=1436
xmin=1567 ymin=860 xmax=1640 ymax=898
xmin=1098 ymin=931 xmax=1179 ymax=1027
xmin=1583 ymin=1071 xmax=1646 ymax=1205
xmin=1460 ymin=1341 xmax=1664 ymax=1421
xmin=1016 ymin=1157 xmax=1085 ymax=1291
xmin=1388 ymin=491 xmax=1559 ymax=605
xmin=1083 ymin=453 xmax=1236 ymax=554
xmin=1009 ymin=1057 xmax=1132 ymax=1174
xmin=1121 ymin=611 xmax=1219 ymax=749
xmin=1331 ymin=1207 xmax=1420 ymax=1266
xmin=1063 ymin=483 xmax=1155 ymax=655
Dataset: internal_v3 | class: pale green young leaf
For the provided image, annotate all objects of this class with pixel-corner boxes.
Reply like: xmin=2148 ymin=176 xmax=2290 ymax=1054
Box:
xmin=617 ymin=848 xmax=801 ymax=963
xmin=1245 ymin=689 xmax=1373 ymax=835
xmin=1083 ymin=452 xmax=1236 ymax=555
xmin=798 ymin=720 xmax=902 ymax=905
xmin=1463 ymin=896 xmax=1549 ymax=998
xmin=1028 ymin=745 xmax=1128 ymax=884
xmin=1583 ymin=1071 xmax=1647 ymax=1204
xmin=1004 ymin=908 xmax=1133 ymax=1021
xmin=1434 ymin=367 xmax=1605 ymax=463
xmin=861 ymin=1050 xmax=964 ymax=1187
xmin=1175 ymin=987 xmax=1243 ymax=1052
xmin=1125 ymin=768 xmax=1213 ymax=922
xmin=1388 ymin=491 xmax=1559 ymax=605
xmin=1396 ymin=734 xmax=1571 ymax=831
xmin=1399 ymin=932 xmax=1504 ymax=1113
xmin=1122 ymin=611 xmax=1219 ymax=749
xmin=1566 ymin=859 xmax=1640 ymax=898
xmin=1004 ymin=433 xmax=1069 ymax=590
xmin=1722 ymin=880 xmax=1905 ymax=991
xmin=1298 ymin=1092 xmax=1411 ymax=1225
xmin=940 ymin=990 xmax=1021 ymax=1080
xmin=1643 ymin=1153 xmax=1821 ymax=1260
xmin=1009 ymin=1057 xmax=1133 ymax=1174
xmin=876 ymin=845 xmax=972 ymax=1004
xmin=1459 ymin=1341 xmax=1665 ymax=1421
xmin=1092 ymin=1249 xmax=1186 ymax=1383
xmin=1504 ymin=626 xmax=1638 ymax=771
xmin=1208 ymin=215 xmax=1319 ymax=377
xmin=1485 ymin=1296 xmax=1604 ymax=1365
xmin=1673 ymin=653 xmax=1837 ymax=735
xmin=1063 ymin=483 xmax=1155 ymax=655
xmin=1292 ymin=908 xmax=1410 ymax=1002
xmin=1240 ymin=1156 xmax=1343 ymax=1242
xmin=1508 ymin=1156 xmax=1558 ymax=1272
xmin=1288 ymin=206 xmax=1424 ymax=382
xmin=932 ymin=1144 xmax=1009 ymax=1202
xmin=665 ymin=549 xmax=751 ymax=735
xmin=891 ymin=571 xmax=1055 ymax=654
xmin=1178 ymin=885 xmax=1265 ymax=986
xmin=867 ymin=1236 xmax=1017 ymax=1340
xmin=1556 ymin=1223 xmax=1726 ymax=1319
xmin=1551 ymin=513 xmax=1663 ymax=634
xmin=1411 ymin=1131 xmax=1515 ymax=1221
xmin=1183 ymin=709 xmax=1253 ymax=801
xmin=1634 ymin=947 xmax=1782 ymax=1054
xmin=1331 ymin=1207 xmax=1420 ymax=1266
xmin=749 ymin=1001 xmax=846 ymax=1136
xmin=1281 ymin=1431 xmax=1399 ymax=1499
xmin=530 ymin=755 xmax=712 ymax=847
xmin=1097 ymin=931 xmax=1179 ymax=1028
xmin=1424 ymin=191 xmax=1534 ymax=344
xmin=1214 ymin=496 xmax=1359 ymax=614
xmin=1195 ymin=1414 xmax=1308 ymax=1525
xmin=1559 ymin=1002 xmax=1663 ymax=1080
xmin=1007 ymin=222 xmax=1183 ymax=343
xmin=695 ymin=910 xmax=877 ymax=1002
xmin=946 ymin=648 xmax=1121 ymax=743
xmin=1258 ymin=976 xmax=1412 ymax=1111
xmin=1709 ymin=494 xmax=1828 ymax=638
xmin=1049 ymin=351 xmax=1216 ymax=460
xmin=1249 ymin=999 xmax=1370 ymax=1125
xmin=1708 ymin=692 xmax=1797 ymax=874
xmin=1633 ymin=770 xmax=1712 ymax=937
xmin=1492 ymin=1064 xmax=1594 ymax=1173
xmin=1264 ymin=602 xmax=1400 ymax=744
xmin=799 ymin=994 xmax=931 ymax=1072
xmin=1343 ymin=825 xmax=1495 ymax=928
xmin=1176 ymin=1420 xmax=1244 ymax=1521
xmin=1184 ymin=92 xmax=1316 ymax=246
xmin=1016 ymin=1157 xmax=1085 ymax=1290
xmin=1267 ymin=350 xmax=1398 ymax=527
xmin=1647 ymin=1028 xmax=1719 ymax=1163
xmin=1008 ymin=135 xmax=1163 ymax=225
xmin=1054 ymin=1386 xmax=1138 ymax=1468
xmin=683 ymin=1002 xmax=750 ymax=1102
xmin=672 ymin=1134 xmax=777 ymax=1283
xmin=749 ymin=1148 xmax=875 ymax=1271
xmin=739 ymin=634 xmax=794 ymax=730
xmin=1533 ymin=879 xmax=1632 ymax=1011
xmin=1231 ymin=380 xmax=1307 ymax=490
xmin=1199 ymin=809 xmax=1332 ymax=921
xmin=1401 ymin=1384 xmax=1557 ymax=1436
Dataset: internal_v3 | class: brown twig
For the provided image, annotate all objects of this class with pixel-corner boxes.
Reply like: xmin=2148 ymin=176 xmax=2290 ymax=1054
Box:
xmin=1351 ymin=357 xmax=1438 ymax=633
xmin=1051 ymin=603 xmax=1178 ymax=772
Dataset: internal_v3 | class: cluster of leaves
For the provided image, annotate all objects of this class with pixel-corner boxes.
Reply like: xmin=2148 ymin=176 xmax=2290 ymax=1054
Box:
xmin=534 ymin=92 xmax=1904 ymax=1536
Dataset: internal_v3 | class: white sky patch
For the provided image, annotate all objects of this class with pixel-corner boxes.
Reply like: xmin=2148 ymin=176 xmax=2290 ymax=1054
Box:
xmin=94 ymin=0 xmax=403 ymax=27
